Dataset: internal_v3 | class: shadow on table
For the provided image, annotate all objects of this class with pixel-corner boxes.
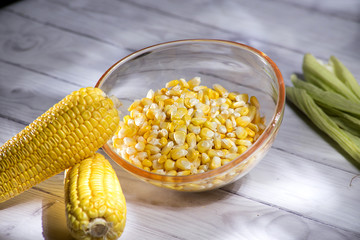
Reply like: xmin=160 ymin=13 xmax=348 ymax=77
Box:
xmin=0 ymin=0 xmax=21 ymax=8
xmin=118 ymin=167 xmax=246 ymax=209
xmin=41 ymin=199 xmax=73 ymax=240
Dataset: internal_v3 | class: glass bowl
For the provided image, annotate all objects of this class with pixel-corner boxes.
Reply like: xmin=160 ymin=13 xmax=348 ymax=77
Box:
xmin=95 ymin=39 xmax=285 ymax=192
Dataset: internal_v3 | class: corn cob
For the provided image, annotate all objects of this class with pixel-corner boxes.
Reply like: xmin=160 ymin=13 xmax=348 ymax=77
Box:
xmin=64 ymin=153 xmax=126 ymax=240
xmin=0 ymin=87 xmax=120 ymax=203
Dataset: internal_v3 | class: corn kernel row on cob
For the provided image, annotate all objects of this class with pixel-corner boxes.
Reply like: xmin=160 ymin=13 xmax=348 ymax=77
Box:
xmin=65 ymin=153 xmax=126 ymax=240
xmin=0 ymin=87 xmax=120 ymax=203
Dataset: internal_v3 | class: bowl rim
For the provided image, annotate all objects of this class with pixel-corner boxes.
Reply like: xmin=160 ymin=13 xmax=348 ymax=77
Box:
xmin=95 ymin=39 xmax=285 ymax=183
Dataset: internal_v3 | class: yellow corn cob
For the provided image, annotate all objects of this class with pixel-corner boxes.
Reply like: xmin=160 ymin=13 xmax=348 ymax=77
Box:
xmin=0 ymin=87 xmax=120 ymax=203
xmin=64 ymin=153 xmax=126 ymax=240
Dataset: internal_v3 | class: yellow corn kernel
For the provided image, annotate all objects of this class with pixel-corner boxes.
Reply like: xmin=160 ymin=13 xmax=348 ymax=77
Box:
xmin=128 ymin=99 xmax=141 ymax=111
xmin=167 ymin=170 xmax=177 ymax=176
xmin=237 ymin=145 xmax=248 ymax=154
xmin=168 ymin=89 xmax=182 ymax=97
xmin=161 ymin=141 xmax=174 ymax=155
xmin=184 ymin=98 xmax=193 ymax=109
xmin=236 ymin=93 xmax=249 ymax=103
xmin=197 ymin=103 xmax=210 ymax=114
xmin=240 ymin=107 xmax=249 ymax=116
xmin=186 ymin=133 xmax=197 ymax=149
xmin=166 ymin=79 xmax=179 ymax=88
xmin=145 ymin=144 xmax=160 ymax=154
xmin=213 ymin=84 xmax=228 ymax=97
xmin=200 ymin=127 xmax=214 ymax=139
xmin=152 ymin=160 xmax=164 ymax=170
xmin=235 ymin=116 xmax=251 ymax=128
xmin=214 ymin=134 xmax=221 ymax=150
xmin=183 ymin=114 xmax=192 ymax=126
xmin=159 ymin=137 xmax=168 ymax=147
xmin=118 ymin=124 xmax=137 ymax=138
xmin=0 ymin=87 xmax=120 ymax=203
xmin=64 ymin=153 xmax=126 ymax=240
xmin=216 ymin=114 xmax=226 ymax=125
xmin=225 ymin=119 xmax=234 ymax=132
xmin=174 ymin=131 xmax=186 ymax=145
xmin=245 ymin=127 xmax=256 ymax=138
xmin=123 ymin=137 xmax=137 ymax=147
xmin=253 ymin=108 xmax=261 ymax=124
xmin=228 ymin=92 xmax=238 ymax=101
xmin=138 ymin=125 xmax=151 ymax=136
xmin=164 ymin=98 xmax=174 ymax=106
xmin=141 ymin=97 xmax=153 ymax=106
xmin=208 ymin=89 xmax=219 ymax=99
xmin=197 ymin=89 xmax=204 ymax=102
xmin=209 ymin=156 xmax=221 ymax=170
xmin=198 ymin=164 xmax=208 ymax=172
xmin=201 ymin=153 xmax=210 ymax=164
xmin=204 ymin=121 xmax=217 ymax=132
xmin=221 ymin=138 xmax=233 ymax=149
xmin=143 ymin=166 xmax=151 ymax=172
xmin=175 ymin=124 xmax=187 ymax=133
xmin=250 ymin=96 xmax=260 ymax=109
xmin=172 ymin=107 xmax=187 ymax=120
xmin=235 ymin=127 xmax=248 ymax=139
xmin=237 ymin=140 xmax=252 ymax=147
xmin=177 ymin=170 xmax=191 ymax=176
xmin=179 ymin=78 xmax=190 ymax=88
xmin=164 ymin=159 xmax=176 ymax=171
xmin=170 ymin=147 xmax=188 ymax=160
xmin=225 ymin=153 xmax=241 ymax=160
xmin=197 ymin=140 xmax=212 ymax=153
xmin=123 ymin=115 xmax=131 ymax=124
xmin=191 ymin=117 xmax=207 ymax=126
xmin=186 ymin=148 xmax=199 ymax=162
xmin=247 ymin=123 xmax=259 ymax=132
xmin=187 ymin=77 xmax=201 ymax=89
xmin=221 ymin=158 xmax=231 ymax=165
xmin=247 ymin=105 xmax=257 ymax=122
xmin=175 ymin=158 xmax=192 ymax=171
xmin=207 ymin=149 xmax=224 ymax=158
xmin=188 ymin=124 xmax=201 ymax=135
xmin=142 ymin=159 xmax=153 ymax=168
xmin=158 ymin=155 xmax=167 ymax=164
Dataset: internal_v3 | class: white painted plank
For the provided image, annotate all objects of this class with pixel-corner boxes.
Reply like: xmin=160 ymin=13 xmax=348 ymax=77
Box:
xmin=0 ymin=11 xmax=129 ymax=87
xmin=1 ymin=0 xmax=360 ymax=239
xmin=1 ymin=152 xmax=358 ymax=240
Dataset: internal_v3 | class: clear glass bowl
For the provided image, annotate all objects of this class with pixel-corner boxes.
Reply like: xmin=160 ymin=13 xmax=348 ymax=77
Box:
xmin=95 ymin=39 xmax=285 ymax=192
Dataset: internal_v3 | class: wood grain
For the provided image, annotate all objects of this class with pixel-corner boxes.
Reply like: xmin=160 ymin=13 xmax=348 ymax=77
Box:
xmin=0 ymin=0 xmax=359 ymax=239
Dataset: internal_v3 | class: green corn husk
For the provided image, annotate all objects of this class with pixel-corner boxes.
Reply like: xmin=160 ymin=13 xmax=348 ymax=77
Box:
xmin=291 ymin=74 xmax=360 ymax=116
xmin=321 ymin=106 xmax=360 ymax=137
xmin=302 ymin=53 xmax=360 ymax=103
xmin=329 ymin=55 xmax=360 ymax=100
xmin=286 ymin=87 xmax=360 ymax=163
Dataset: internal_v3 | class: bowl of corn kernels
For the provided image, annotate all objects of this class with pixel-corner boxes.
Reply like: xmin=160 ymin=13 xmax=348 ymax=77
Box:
xmin=95 ymin=39 xmax=285 ymax=191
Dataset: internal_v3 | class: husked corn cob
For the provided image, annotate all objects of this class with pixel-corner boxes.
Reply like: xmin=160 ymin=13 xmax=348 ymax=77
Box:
xmin=65 ymin=153 xmax=126 ymax=240
xmin=0 ymin=87 xmax=120 ymax=203
xmin=112 ymin=77 xmax=265 ymax=176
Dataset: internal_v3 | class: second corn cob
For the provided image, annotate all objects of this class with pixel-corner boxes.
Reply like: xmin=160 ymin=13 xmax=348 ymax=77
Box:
xmin=64 ymin=153 xmax=126 ymax=240
xmin=0 ymin=87 xmax=120 ymax=203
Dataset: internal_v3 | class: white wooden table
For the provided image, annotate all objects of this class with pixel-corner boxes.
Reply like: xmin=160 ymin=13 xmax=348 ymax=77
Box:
xmin=1 ymin=0 xmax=360 ymax=239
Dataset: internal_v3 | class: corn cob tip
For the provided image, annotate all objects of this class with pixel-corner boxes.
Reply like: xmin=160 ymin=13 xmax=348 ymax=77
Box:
xmin=87 ymin=218 xmax=112 ymax=238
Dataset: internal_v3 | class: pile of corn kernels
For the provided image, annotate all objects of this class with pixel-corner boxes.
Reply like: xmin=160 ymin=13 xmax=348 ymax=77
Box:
xmin=112 ymin=77 xmax=265 ymax=176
